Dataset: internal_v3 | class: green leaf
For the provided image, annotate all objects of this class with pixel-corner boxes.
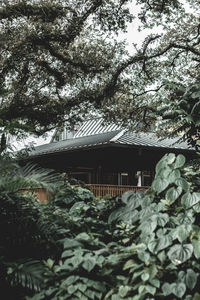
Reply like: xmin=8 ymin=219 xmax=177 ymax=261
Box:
xmin=172 ymin=282 xmax=186 ymax=298
xmin=173 ymin=155 xmax=186 ymax=169
xmin=123 ymin=259 xmax=135 ymax=270
xmin=111 ymin=295 xmax=123 ymax=300
xmin=181 ymin=192 xmax=200 ymax=208
xmin=119 ymin=286 xmax=130 ymax=297
xmin=145 ymin=285 xmax=156 ymax=295
xmin=185 ymin=296 xmax=192 ymax=300
xmin=77 ymin=283 xmax=87 ymax=293
xmin=63 ymin=238 xmax=82 ymax=250
xmin=193 ymin=293 xmax=200 ymax=300
xmin=165 ymin=153 xmax=176 ymax=165
xmin=165 ymin=186 xmax=182 ymax=202
xmin=155 ymin=158 xmax=168 ymax=174
xmin=141 ymin=273 xmax=150 ymax=281
xmin=71 ymin=255 xmax=83 ymax=267
xmin=70 ymin=201 xmax=89 ymax=213
xmin=92 ymin=281 xmax=106 ymax=293
xmin=162 ymin=283 xmax=172 ymax=296
xmin=149 ymin=278 xmax=160 ymax=288
xmin=157 ymin=213 xmax=169 ymax=227
xmin=192 ymin=239 xmax=200 ymax=259
xmin=61 ymin=276 xmax=79 ymax=287
xmin=167 ymin=243 xmax=193 ymax=265
xmin=176 ymin=224 xmax=191 ymax=243
xmin=108 ymin=206 xmax=139 ymax=224
xmin=186 ymin=269 xmax=197 ymax=290
xmin=148 ymin=235 xmax=172 ymax=254
xmin=61 ymin=250 xmax=74 ymax=258
xmin=121 ymin=191 xmax=143 ymax=207
xmin=138 ymin=219 xmax=157 ymax=234
xmin=175 ymin=178 xmax=189 ymax=191
xmin=168 ymin=170 xmax=181 ymax=183
xmin=82 ymin=257 xmax=96 ymax=272
xmin=138 ymin=284 xmax=156 ymax=295
xmin=156 ymin=166 xmax=172 ymax=178
xmin=158 ymin=250 xmax=166 ymax=263
xmin=177 ymin=211 xmax=195 ymax=225
xmin=152 ymin=178 xmax=169 ymax=194
xmin=75 ymin=232 xmax=90 ymax=241
xmin=108 ymin=194 xmax=142 ymax=224
xmin=67 ymin=285 xmax=77 ymax=294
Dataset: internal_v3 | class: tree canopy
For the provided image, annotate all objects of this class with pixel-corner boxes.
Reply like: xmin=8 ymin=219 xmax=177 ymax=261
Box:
xmin=0 ymin=0 xmax=200 ymax=147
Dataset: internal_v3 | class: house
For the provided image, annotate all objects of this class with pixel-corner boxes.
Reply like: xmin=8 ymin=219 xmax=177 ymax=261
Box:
xmin=26 ymin=118 xmax=196 ymax=197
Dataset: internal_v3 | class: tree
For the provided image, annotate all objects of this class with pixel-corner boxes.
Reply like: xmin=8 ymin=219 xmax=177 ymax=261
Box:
xmin=0 ymin=0 xmax=134 ymax=136
xmin=0 ymin=0 xmax=200 ymax=147
xmin=102 ymin=0 xmax=200 ymax=148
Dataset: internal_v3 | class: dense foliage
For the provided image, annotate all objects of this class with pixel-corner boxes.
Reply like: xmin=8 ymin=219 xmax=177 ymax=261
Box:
xmin=1 ymin=153 xmax=200 ymax=299
xmin=0 ymin=0 xmax=200 ymax=147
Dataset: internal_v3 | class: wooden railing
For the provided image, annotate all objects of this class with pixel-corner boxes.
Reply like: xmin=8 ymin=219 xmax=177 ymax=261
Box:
xmin=86 ymin=184 xmax=149 ymax=198
xmin=20 ymin=185 xmax=149 ymax=203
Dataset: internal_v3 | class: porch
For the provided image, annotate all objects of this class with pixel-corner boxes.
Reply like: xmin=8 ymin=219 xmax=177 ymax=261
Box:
xmin=86 ymin=184 xmax=149 ymax=198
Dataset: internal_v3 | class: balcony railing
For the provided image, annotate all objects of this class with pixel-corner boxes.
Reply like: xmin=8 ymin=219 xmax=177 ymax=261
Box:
xmin=86 ymin=184 xmax=149 ymax=198
xmin=20 ymin=185 xmax=150 ymax=203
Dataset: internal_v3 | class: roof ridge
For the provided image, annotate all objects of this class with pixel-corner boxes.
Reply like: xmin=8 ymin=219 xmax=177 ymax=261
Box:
xmin=110 ymin=129 xmax=126 ymax=142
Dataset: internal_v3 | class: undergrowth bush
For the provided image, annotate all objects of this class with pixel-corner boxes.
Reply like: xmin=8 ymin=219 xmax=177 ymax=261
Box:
xmin=1 ymin=153 xmax=200 ymax=299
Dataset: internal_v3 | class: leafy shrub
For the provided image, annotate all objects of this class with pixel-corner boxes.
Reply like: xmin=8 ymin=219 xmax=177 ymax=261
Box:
xmin=1 ymin=153 xmax=200 ymax=299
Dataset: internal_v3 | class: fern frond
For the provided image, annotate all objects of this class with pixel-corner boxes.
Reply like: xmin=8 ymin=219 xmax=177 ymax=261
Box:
xmin=7 ymin=260 xmax=46 ymax=292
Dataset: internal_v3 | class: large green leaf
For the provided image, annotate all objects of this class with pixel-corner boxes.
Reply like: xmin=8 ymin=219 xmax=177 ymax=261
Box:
xmin=138 ymin=218 xmax=157 ymax=234
xmin=181 ymin=192 xmax=200 ymax=208
xmin=176 ymin=224 xmax=192 ymax=243
xmin=156 ymin=166 xmax=172 ymax=178
xmin=121 ymin=191 xmax=143 ymax=206
xmin=155 ymin=157 xmax=168 ymax=174
xmin=175 ymin=178 xmax=189 ymax=191
xmin=173 ymin=154 xmax=186 ymax=169
xmin=70 ymin=201 xmax=90 ymax=213
xmin=151 ymin=178 xmax=169 ymax=194
xmin=167 ymin=243 xmax=193 ymax=264
xmin=162 ymin=282 xmax=186 ymax=298
xmin=165 ymin=153 xmax=176 ymax=164
xmin=172 ymin=282 xmax=186 ymax=298
xmin=177 ymin=211 xmax=195 ymax=225
xmin=118 ymin=286 xmax=130 ymax=297
xmin=108 ymin=194 xmax=143 ymax=224
xmin=82 ymin=257 xmax=96 ymax=272
xmin=148 ymin=235 xmax=172 ymax=254
xmin=192 ymin=239 xmax=200 ymax=259
xmin=108 ymin=206 xmax=139 ymax=224
xmin=63 ymin=238 xmax=83 ymax=250
xmin=186 ymin=269 xmax=197 ymax=290
xmin=162 ymin=282 xmax=172 ymax=296
xmin=168 ymin=170 xmax=181 ymax=183
xmin=165 ymin=186 xmax=182 ymax=202
xmin=156 ymin=213 xmax=169 ymax=227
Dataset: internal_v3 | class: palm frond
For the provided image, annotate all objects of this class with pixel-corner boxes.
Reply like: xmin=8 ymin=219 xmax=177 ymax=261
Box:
xmin=7 ymin=260 xmax=46 ymax=292
xmin=17 ymin=163 xmax=62 ymax=193
xmin=0 ymin=161 xmax=62 ymax=194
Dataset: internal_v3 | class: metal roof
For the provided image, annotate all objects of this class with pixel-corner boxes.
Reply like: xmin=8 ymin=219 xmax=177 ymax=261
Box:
xmin=117 ymin=132 xmax=192 ymax=150
xmin=29 ymin=130 xmax=121 ymax=157
xmin=74 ymin=118 xmax=121 ymax=137
xmin=29 ymin=125 xmax=194 ymax=158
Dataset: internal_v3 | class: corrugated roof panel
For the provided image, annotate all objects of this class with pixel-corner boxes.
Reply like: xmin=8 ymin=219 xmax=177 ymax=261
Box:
xmin=30 ymin=130 xmax=121 ymax=157
xmin=29 ymin=129 xmax=194 ymax=158
xmin=116 ymin=132 xmax=192 ymax=150
xmin=73 ymin=118 xmax=120 ymax=138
